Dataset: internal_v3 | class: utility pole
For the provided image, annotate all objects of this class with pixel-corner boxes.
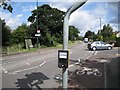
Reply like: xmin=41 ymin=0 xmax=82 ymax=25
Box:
xmin=36 ymin=0 xmax=39 ymax=48
xmin=62 ymin=1 xmax=87 ymax=89
xmin=99 ymin=18 xmax=102 ymax=35
xmin=99 ymin=18 xmax=103 ymax=41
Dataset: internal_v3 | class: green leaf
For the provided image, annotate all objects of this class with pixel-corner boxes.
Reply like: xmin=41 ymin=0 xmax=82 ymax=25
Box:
xmin=7 ymin=5 xmax=13 ymax=13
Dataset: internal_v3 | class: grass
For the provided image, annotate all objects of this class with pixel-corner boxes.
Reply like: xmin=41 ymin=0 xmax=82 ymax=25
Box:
xmin=2 ymin=40 xmax=80 ymax=56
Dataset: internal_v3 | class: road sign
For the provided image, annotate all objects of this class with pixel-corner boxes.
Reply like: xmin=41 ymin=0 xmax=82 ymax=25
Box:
xmin=37 ymin=30 xmax=40 ymax=33
xmin=35 ymin=34 xmax=41 ymax=36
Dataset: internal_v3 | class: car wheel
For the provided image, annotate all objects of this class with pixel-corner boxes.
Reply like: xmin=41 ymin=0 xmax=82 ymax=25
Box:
xmin=92 ymin=47 xmax=97 ymax=51
xmin=108 ymin=46 xmax=112 ymax=50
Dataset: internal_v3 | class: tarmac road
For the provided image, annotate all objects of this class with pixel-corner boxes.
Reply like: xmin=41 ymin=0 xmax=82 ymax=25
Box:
xmin=68 ymin=47 xmax=119 ymax=89
xmin=1 ymin=41 xmax=119 ymax=89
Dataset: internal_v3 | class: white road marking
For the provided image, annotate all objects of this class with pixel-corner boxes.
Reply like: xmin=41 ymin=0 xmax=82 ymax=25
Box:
xmin=4 ymin=70 xmax=8 ymax=73
xmin=2 ymin=68 xmax=8 ymax=74
xmin=0 ymin=58 xmax=2 ymax=61
xmin=39 ymin=61 xmax=46 ymax=66
xmin=91 ymin=51 xmax=94 ymax=55
xmin=86 ymin=51 xmax=95 ymax=59
xmin=26 ymin=62 xmax=30 ymax=66
xmin=89 ymin=51 xmax=91 ymax=53
xmin=9 ymin=61 xmax=46 ymax=74
xmin=68 ymin=64 xmax=74 ymax=68
xmin=94 ymin=51 xmax=97 ymax=55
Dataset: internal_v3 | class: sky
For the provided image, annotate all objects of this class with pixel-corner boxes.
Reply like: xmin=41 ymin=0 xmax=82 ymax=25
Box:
xmin=0 ymin=0 xmax=119 ymax=36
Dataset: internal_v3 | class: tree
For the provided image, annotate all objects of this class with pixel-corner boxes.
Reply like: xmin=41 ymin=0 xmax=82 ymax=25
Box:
xmin=1 ymin=18 xmax=11 ymax=46
xmin=69 ymin=26 xmax=80 ymax=41
xmin=28 ymin=4 xmax=65 ymax=46
xmin=98 ymin=24 xmax=113 ymax=42
xmin=93 ymin=34 xmax=99 ymax=41
xmin=0 ymin=0 xmax=13 ymax=12
xmin=28 ymin=4 xmax=81 ymax=46
xmin=84 ymin=30 xmax=95 ymax=41
xmin=11 ymin=23 xmax=30 ymax=44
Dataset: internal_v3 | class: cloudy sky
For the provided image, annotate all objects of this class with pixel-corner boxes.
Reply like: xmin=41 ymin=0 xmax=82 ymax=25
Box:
xmin=0 ymin=0 xmax=119 ymax=36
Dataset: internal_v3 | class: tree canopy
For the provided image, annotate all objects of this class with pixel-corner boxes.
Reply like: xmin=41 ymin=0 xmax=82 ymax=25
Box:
xmin=98 ymin=24 xmax=114 ymax=42
xmin=84 ymin=24 xmax=116 ymax=42
xmin=0 ymin=0 xmax=13 ymax=12
xmin=10 ymin=23 xmax=30 ymax=44
xmin=28 ymin=4 xmax=80 ymax=46
xmin=2 ymin=4 xmax=80 ymax=47
xmin=69 ymin=26 xmax=80 ymax=41
xmin=1 ymin=18 xmax=11 ymax=46
xmin=84 ymin=30 xmax=95 ymax=40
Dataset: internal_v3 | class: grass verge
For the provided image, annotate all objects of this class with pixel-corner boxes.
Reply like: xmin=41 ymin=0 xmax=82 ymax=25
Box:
xmin=2 ymin=40 xmax=80 ymax=56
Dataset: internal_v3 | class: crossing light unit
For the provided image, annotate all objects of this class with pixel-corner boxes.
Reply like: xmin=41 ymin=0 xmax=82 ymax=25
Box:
xmin=58 ymin=50 xmax=69 ymax=68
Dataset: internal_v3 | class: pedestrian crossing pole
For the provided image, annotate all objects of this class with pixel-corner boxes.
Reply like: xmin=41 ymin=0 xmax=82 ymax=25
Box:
xmin=62 ymin=1 xmax=87 ymax=89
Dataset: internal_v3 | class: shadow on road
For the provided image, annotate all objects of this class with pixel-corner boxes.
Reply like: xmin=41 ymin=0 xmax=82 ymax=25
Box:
xmin=106 ymin=56 xmax=119 ymax=88
xmin=15 ymin=72 xmax=49 ymax=90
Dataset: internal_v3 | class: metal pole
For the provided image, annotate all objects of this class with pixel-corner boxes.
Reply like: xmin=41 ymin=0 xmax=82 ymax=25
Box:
xmin=36 ymin=0 xmax=39 ymax=48
xmin=99 ymin=18 xmax=101 ymax=31
xmin=37 ymin=0 xmax=38 ymax=30
xmin=62 ymin=1 xmax=87 ymax=89
xmin=99 ymin=18 xmax=103 ymax=41
xmin=99 ymin=18 xmax=102 ymax=36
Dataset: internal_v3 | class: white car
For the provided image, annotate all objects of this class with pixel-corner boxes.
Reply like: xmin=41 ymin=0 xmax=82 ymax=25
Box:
xmin=88 ymin=41 xmax=113 ymax=51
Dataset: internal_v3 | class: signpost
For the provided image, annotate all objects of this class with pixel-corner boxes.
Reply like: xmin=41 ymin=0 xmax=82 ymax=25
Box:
xmin=36 ymin=0 xmax=40 ymax=48
xmin=35 ymin=30 xmax=41 ymax=48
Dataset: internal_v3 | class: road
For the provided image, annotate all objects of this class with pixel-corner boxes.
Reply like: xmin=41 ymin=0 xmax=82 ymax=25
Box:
xmin=1 ymin=41 xmax=119 ymax=89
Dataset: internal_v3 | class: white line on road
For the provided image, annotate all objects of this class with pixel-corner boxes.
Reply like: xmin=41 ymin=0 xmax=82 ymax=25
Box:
xmin=9 ymin=61 xmax=46 ymax=74
xmin=94 ymin=51 xmax=97 ymax=55
xmin=91 ymin=51 xmax=94 ymax=55
xmin=68 ymin=64 xmax=74 ymax=68
xmin=89 ymin=51 xmax=91 ymax=53
xmin=26 ymin=62 xmax=30 ymax=66
xmin=39 ymin=61 xmax=46 ymax=66
xmin=0 ymin=58 xmax=2 ymax=61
